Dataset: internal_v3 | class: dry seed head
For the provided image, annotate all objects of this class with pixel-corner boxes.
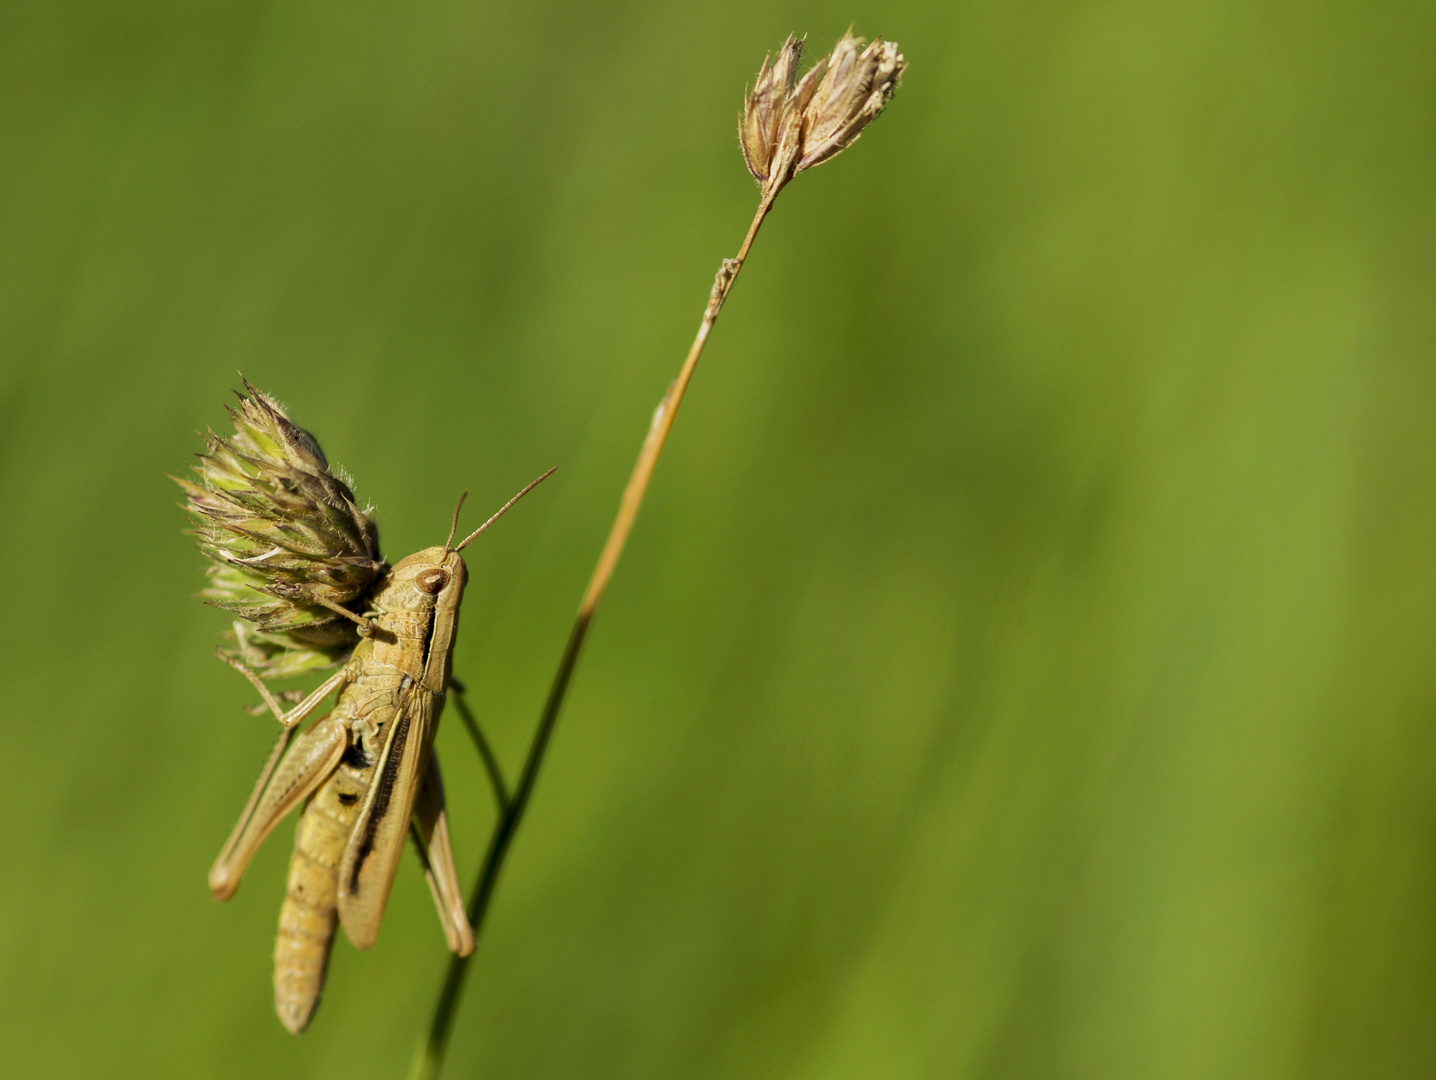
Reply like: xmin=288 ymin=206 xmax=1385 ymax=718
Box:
xmin=740 ymin=35 xmax=816 ymax=194
xmin=795 ymin=33 xmax=905 ymax=174
xmin=174 ymin=380 xmax=386 ymax=677
xmin=740 ymin=32 xmax=905 ymax=196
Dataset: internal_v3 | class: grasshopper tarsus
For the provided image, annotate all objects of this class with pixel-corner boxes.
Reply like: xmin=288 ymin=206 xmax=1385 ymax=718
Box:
xmin=244 ymin=689 xmax=299 ymax=714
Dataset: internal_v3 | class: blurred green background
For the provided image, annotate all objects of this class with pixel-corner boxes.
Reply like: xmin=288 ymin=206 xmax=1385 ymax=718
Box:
xmin=2 ymin=0 xmax=1434 ymax=1077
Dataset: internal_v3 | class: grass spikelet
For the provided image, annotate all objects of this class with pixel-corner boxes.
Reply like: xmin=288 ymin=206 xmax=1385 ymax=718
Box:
xmin=174 ymin=379 xmax=386 ymax=677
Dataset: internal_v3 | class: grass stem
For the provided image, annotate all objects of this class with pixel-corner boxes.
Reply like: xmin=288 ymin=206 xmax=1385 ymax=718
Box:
xmin=407 ymin=191 xmax=778 ymax=1080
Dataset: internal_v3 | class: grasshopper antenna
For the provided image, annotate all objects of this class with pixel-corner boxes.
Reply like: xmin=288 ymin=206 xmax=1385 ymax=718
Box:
xmin=444 ymin=491 xmax=470 ymax=551
xmin=453 ymin=466 xmax=558 ymax=552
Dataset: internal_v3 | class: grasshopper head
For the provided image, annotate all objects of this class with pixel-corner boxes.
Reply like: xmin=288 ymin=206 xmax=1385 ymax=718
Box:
xmin=385 ymin=546 xmax=468 ymax=612
xmin=383 ymin=546 xmax=468 ymax=692
xmin=376 ymin=469 xmax=552 ymax=692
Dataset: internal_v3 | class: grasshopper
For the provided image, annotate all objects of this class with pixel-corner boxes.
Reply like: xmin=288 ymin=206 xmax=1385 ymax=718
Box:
xmin=185 ymin=385 xmax=553 ymax=1033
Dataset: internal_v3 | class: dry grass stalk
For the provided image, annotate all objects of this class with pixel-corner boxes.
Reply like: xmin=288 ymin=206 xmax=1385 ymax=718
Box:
xmin=410 ymin=31 xmax=905 ymax=1080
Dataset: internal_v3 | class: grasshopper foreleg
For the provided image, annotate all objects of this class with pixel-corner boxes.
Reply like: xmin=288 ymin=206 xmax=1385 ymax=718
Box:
xmin=211 ymin=724 xmax=297 ymax=896
xmin=217 ymin=651 xmax=352 ymax=729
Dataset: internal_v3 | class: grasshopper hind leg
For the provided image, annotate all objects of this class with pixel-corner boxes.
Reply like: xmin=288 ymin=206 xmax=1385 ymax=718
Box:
xmin=411 ymin=750 xmax=476 ymax=956
xmin=210 ymin=716 xmax=349 ymax=901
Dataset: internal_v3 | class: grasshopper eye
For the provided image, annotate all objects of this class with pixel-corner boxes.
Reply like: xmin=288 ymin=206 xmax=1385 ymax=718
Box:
xmin=415 ymin=567 xmax=450 ymax=595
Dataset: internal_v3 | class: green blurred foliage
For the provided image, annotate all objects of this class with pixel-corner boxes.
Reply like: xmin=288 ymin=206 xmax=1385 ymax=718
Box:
xmin=1 ymin=0 xmax=1434 ymax=1077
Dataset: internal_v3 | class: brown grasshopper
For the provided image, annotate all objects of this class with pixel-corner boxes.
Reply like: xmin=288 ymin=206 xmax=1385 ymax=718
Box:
xmin=205 ymin=472 xmax=553 ymax=1034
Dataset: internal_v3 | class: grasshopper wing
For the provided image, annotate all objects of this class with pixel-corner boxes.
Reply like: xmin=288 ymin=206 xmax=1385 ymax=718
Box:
xmin=337 ymin=686 xmax=434 ymax=950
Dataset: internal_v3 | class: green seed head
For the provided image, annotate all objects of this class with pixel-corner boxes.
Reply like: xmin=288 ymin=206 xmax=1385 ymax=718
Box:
xmin=175 ymin=380 xmax=386 ymax=677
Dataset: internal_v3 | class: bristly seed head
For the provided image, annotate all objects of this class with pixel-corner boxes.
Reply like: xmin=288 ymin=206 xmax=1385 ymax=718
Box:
xmin=174 ymin=379 xmax=387 ymax=679
xmin=740 ymin=31 xmax=906 ymax=199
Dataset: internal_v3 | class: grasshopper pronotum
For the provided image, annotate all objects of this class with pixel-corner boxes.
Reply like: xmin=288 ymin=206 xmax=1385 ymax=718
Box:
xmin=181 ymin=384 xmax=552 ymax=1033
